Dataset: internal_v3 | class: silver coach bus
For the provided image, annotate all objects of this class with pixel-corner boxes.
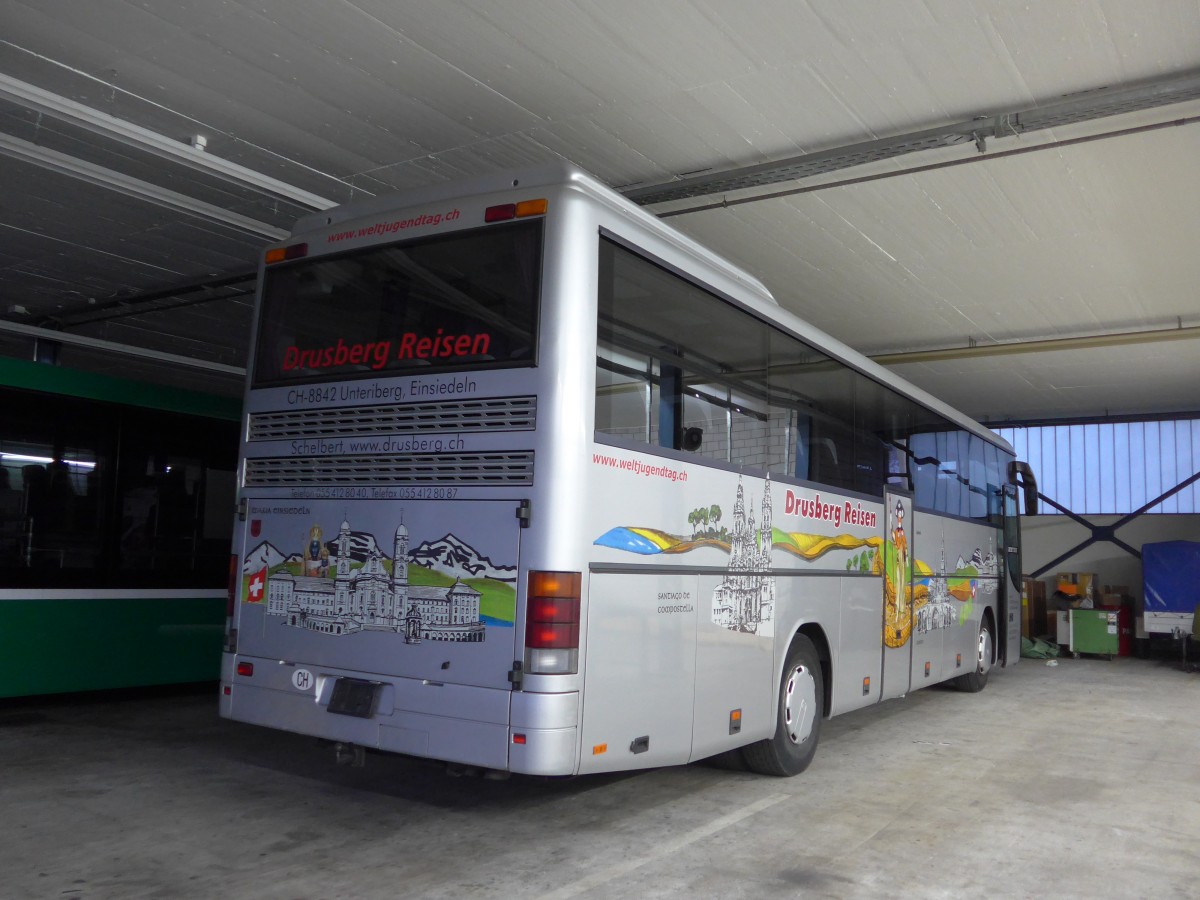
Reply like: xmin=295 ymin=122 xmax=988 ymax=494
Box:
xmin=220 ymin=164 xmax=1036 ymax=777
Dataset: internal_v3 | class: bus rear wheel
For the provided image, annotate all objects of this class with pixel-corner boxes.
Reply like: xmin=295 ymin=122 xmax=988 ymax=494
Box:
xmin=955 ymin=619 xmax=993 ymax=693
xmin=743 ymin=635 xmax=823 ymax=777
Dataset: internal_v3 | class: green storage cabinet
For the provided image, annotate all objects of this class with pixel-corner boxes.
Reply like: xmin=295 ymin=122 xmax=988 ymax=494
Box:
xmin=1070 ymin=608 xmax=1120 ymax=658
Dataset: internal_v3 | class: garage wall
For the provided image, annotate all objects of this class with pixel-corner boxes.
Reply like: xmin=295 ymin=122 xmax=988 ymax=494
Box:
xmin=1021 ymin=514 xmax=1200 ymax=611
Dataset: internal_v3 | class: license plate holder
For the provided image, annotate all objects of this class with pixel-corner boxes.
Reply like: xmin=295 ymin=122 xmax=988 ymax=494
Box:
xmin=326 ymin=677 xmax=379 ymax=718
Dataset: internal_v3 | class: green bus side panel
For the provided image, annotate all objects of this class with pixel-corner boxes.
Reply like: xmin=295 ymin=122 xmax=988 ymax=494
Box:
xmin=0 ymin=597 xmax=225 ymax=698
xmin=0 ymin=356 xmax=241 ymax=420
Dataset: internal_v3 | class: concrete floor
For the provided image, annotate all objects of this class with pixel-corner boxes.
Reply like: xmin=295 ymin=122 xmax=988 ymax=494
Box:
xmin=3 ymin=654 xmax=1198 ymax=900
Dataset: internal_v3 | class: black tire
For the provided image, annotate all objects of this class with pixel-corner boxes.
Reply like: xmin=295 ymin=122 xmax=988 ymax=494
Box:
xmin=743 ymin=635 xmax=823 ymax=777
xmin=955 ymin=618 xmax=994 ymax=693
xmin=703 ymin=748 xmax=750 ymax=772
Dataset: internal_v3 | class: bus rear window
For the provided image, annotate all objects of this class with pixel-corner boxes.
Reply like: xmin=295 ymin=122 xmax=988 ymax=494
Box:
xmin=253 ymin=220 xmax=542 ymax=386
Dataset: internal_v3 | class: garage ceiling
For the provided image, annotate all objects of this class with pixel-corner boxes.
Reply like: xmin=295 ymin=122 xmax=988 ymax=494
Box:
xmin=1 ymin=0 xmax=1198 ymax=422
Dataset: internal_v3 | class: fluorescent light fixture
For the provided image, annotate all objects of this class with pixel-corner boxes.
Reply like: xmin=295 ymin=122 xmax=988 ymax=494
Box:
xmin=1 ymin=452 xmax=96 ymax=470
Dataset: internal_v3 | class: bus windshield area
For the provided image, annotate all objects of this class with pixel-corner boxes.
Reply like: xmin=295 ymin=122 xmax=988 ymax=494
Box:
xmin=253 ymin=219 xmax=542 ymax=386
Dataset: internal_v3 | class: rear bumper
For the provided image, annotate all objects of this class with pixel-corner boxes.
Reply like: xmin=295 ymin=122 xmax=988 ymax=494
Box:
xmin=219 ymin=653 xmax=579 ymax=775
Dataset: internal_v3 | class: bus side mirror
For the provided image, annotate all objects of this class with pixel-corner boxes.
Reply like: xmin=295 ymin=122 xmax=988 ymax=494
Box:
xmin=1007 ymin=461 xmax=1038 ymax=516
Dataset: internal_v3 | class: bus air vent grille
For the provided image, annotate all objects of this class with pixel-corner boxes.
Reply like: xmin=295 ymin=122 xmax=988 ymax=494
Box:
xmin=244 ymin=452 xmax=535 ymax=487
xmin=248 ymin=396 xmax=536 ymax=441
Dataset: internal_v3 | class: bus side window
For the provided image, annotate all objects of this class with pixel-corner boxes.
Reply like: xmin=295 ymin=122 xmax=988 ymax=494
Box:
xmin=730 ymin=403 xmax=784 ymax=473
xmin=792 ymin=416 xmax=812 ymax=481
xmin=681 ymin=388 xmax=728 ymax=461
xmin=595 ymin=349 xmax=652 ymax=444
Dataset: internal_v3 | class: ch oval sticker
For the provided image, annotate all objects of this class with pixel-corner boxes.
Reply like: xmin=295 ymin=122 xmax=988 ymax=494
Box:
xmin=292 ymin=668 xmax=315 ymax=692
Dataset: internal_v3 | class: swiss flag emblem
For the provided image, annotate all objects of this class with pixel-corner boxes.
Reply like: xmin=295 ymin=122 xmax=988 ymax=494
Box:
xmin=247 ymin=567 xmax=268 ymax=603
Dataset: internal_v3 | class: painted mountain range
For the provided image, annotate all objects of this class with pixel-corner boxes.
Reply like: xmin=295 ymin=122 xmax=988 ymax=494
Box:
xmin=243 ymin=541 xmax=286 ymax=574
xmin=409 ymin=534 xmax=517 ymax=582
xmin=243 ymin=531 xmax=515 ymax=583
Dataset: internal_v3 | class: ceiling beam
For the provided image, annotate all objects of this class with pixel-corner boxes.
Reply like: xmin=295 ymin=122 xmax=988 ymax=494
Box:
xmin=40 ymin=271 xmax=257 ymax=328
xmin=0 ymin=73 xmax=340 ymax=211
xmin=624 ymin=68 xmax=1200 ymax=206
xmin=0 ymin=132 xmax=288 ymax=239
xmin=654 ymin=114 xmax=1200 ymax=218
xmin=0 ymin=319 xmax=245 ymax=377
xmin=871 ymin=324 xmax=1200 ymax=366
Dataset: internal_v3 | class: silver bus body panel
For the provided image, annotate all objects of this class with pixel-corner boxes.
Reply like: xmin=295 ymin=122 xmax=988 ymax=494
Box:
xmin=509 ymin=691 xmax=580 ymax=776
xmin=909 ymin=509 xmax=1002 ymax=686
xmin=222 ymin=658 xmax=513 ymax=770
xmin=225 ymin=164 xmax=1015 ymax=776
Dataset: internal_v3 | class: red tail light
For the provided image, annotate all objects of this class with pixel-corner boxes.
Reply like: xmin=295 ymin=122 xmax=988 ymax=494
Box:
xmin=485 ymin=203 xmax=517 ymax=222
xmin=236 ymin=662 xmax=254 ymax=677
xmin=485 ymin=198 xmax=547 ymax=223
xmin=525 ymin=571 xmax=581 ymax=674
xmin=527 ymin=621 xmax=579 ymax=649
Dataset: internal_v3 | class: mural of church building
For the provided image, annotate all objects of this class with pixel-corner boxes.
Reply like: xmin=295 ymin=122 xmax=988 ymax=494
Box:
xmin=916 ymin=526 xmax=958 ymax=636
xmin=265 ymin=517 xmax=485 ymax=643
xmin=712 ymin=475 xmax=776 ymax=634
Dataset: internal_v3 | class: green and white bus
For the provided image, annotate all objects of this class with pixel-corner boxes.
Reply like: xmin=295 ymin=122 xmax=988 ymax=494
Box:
xmin=0 ymin=357 xmax=239 ymax=698
xmin=221 ymin=164 xmax=1036 ymax=776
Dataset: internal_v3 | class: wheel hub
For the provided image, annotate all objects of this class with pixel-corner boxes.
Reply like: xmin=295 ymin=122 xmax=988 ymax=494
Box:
xmin=783 ymin=664 xmax=817 ymax=745
xmin=977 ymin=627 xmax=993 ymax=675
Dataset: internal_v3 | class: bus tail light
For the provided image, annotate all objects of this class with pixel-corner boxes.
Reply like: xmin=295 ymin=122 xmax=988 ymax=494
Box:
xmin=485 ymin=199 xmax=548 ymax=222
xmin=264 ymin=242 xmax=308 ymax=264
xmin=524 ymin=571 xmax=581 ymax=675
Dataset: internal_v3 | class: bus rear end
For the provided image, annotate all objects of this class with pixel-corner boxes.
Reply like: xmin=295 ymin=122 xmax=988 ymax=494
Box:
xmin=219 ymin=173 xmax=582 ymax=775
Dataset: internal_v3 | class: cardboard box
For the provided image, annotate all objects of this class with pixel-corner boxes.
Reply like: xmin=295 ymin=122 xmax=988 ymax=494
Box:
xmin=1057 ymin=572 xmax=1099 ymax=607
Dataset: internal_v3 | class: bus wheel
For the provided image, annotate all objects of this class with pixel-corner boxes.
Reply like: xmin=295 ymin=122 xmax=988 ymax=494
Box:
xmin=743 ymin=635 xmax=823 ymax=777
xmin=955 ymin=620 xmax=993 ymax=693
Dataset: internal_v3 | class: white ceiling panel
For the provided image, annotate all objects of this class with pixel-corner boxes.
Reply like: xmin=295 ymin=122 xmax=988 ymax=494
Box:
xmin=0 ymin=0 xmax=1196 ymax=418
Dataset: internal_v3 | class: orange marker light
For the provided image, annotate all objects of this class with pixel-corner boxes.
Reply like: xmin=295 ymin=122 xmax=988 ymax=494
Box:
xmin=593 ymin=743 xmax=608 ymax=755
xmin=528 ymin=571 xmax=581 ymax=597
xmin=264 ymin=243 xmax=308 ymax=264
xmin=515 ymin=198 xmax=548 ymax=217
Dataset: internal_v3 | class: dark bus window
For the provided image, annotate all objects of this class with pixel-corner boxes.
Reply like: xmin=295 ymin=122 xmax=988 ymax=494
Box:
xmin=595 ymin=236 xmax=1009 ymax=503
xmin=0 ymin=390 xmax=237 ymax=589
xmin=255 ymin=220 xmax=542 ymax=386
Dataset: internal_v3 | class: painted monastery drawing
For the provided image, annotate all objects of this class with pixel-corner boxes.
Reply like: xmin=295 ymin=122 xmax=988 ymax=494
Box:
xmin=265 ymin=517 xmax=485 ymax=643
xmin=915 ymin=529 xmax=999 ymax=636
xmin=712 ymin=475 xmax=776 ymax=634
xmin=916 ymin=526 xmax=959 ymax=636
